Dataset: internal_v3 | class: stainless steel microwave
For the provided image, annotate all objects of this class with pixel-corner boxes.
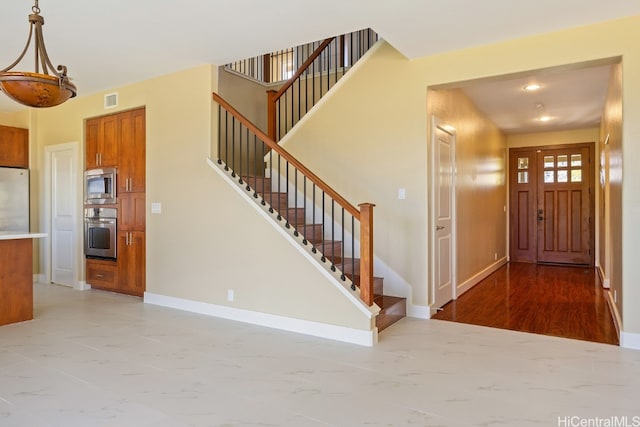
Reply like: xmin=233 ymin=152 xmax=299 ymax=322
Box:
xmin=84 ymin=168 xmax=116 ymax=205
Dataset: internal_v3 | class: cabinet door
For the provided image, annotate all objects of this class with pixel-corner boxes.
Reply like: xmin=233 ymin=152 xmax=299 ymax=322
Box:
xmin=85 ymin=118 xmax=100 ymax=169
xmin=0 ymin=125 xmax=29 ymax=168
xmin=118 ymin=231 xmax=145 ymax=297
xmin=118 ymin=108 xmax=146 ymax=193
xmin=119 ymin=192 xmax=145 ymax=231
xmin=86 ymin=258 xmax=118 ymax=291
xmin=86 ymin=115 xmax=118 ymax=169
xmin=99 ymin=115 xmax=119 ymax=167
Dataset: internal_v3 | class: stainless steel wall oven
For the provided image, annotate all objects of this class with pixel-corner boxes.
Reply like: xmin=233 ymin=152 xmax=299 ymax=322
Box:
xmin=84 ymin=207 xmax=117 ymax=259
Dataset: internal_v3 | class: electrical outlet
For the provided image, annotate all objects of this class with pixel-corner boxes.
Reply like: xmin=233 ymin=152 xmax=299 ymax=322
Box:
xmin=227 ymin=289 xmax=234 ymax=302
xmin=398 ymin=188 xmax=406 ymax=200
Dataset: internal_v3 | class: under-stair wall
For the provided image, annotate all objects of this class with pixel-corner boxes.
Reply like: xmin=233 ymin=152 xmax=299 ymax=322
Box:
xmin=162 ymin=160 xmax=378 ymax=345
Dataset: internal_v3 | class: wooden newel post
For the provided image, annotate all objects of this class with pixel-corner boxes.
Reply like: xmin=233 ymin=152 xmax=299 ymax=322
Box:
xmin=266 ymin=89 xmax=277 ymax=141
xmin=358 ymin=203 xmax=375 ymax=306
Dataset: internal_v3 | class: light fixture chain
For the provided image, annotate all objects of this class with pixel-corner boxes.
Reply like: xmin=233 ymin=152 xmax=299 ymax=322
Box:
xmin=33 ymin=0 xmax=40 ymax=14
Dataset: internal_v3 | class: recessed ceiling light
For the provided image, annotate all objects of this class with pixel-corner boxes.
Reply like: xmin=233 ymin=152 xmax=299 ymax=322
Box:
xmin=538 ymin=115 xmax=553 ymax=122
xmin=524 ymin=83 xmax=542 ymax=92
xmin=535 ymin=103 xmax=545 ymax=110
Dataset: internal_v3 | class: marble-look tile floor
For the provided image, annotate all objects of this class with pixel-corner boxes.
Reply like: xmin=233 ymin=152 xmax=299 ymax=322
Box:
xmin=1 ymin=283 xmax=639 ymax=427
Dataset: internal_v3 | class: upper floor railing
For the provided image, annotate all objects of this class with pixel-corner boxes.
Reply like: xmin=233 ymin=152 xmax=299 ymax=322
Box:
xmin=225 ymin=29 xmax=377 ymax=86
xmin=224 ymin=29 xmax=379 ymax=141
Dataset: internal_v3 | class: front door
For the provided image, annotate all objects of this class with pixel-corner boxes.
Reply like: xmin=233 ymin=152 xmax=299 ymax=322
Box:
xmin=510 ymin=144 xmax=594 ymax=265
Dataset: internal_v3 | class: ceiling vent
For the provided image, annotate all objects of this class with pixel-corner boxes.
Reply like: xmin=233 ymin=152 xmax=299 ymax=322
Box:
xmin=104 ymin=92 xmax=118 ymax=109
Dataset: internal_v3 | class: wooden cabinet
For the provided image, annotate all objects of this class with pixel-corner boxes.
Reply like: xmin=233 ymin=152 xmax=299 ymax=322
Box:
xmin=119 ymin=192 xmax=146 ymax=231
xmin=117 ymin=231 xmax=145 ymax=297
xmin=85 ymin=115 xmax=118 ymax=169
xmin=86 ymin=258 xmax=118 ymax=292
xmin=0 ymin=125 xmax=29 ymax=168
xmin=85 ymin=107 xmax=146 ymax=297
xmin=117 ymin=109 xmax=146 ymax=194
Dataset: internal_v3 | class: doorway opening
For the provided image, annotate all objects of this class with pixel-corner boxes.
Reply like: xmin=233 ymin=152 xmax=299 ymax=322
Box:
xmin=427 ymin=57 xmax=622 ymax=345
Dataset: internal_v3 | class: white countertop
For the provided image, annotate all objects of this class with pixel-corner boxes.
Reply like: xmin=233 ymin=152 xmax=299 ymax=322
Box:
xmin=0 ymin=232 xmax=47 ymax=240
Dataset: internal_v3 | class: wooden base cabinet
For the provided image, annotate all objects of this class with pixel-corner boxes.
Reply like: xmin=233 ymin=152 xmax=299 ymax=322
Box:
xmin=117 ymin=231 xmax=145 ymax=297
xmin=86 ymin=258 xmax=118 ymax=292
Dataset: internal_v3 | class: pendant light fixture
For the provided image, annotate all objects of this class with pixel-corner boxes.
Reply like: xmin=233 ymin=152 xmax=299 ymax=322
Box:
xmin=0 ymin=0 xmax=77 ymax=108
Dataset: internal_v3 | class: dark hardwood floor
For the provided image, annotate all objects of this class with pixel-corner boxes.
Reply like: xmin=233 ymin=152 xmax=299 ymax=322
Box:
xmin=432 ymin=262 xmax=619 ymax=345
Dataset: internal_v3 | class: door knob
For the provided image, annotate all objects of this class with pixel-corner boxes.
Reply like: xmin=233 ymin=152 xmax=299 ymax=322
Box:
xmin=436 ymin=225 xmax=445 ymax=231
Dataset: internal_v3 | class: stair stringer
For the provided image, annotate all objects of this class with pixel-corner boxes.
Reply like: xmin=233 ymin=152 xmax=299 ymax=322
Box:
xmin=207 ymin=158 xmax=380 ymax=344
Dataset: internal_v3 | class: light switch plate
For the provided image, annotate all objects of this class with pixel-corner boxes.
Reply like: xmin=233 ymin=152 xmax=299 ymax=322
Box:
xmin=398 ymin=188 xmax=406 ymax=200
xmin=151 ymin=202 xmax=162 ymax=214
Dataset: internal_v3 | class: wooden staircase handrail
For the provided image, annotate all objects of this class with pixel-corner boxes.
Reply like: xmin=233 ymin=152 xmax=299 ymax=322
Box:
xmin=214 ymin=91 xmax=376 ymax=307
xmin=213 ymin=92 xmax=360 ymax=219
xmin=273 ymin=37 xmax=336 ymax=100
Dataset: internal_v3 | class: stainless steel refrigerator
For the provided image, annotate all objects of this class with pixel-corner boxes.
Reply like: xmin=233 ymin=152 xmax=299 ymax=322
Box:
xmin=0 ymin=167 xmax=29 ymax=232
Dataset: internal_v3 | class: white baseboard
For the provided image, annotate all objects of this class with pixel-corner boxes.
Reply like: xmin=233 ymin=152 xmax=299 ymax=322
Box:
xmin=605 ymin=290 xmax=622 ymax=341
xmin=597 ymin=265 xmax=611 ymax=288
xmin=456 ymin=257 xmax=508 ymax=297
xmin=144 ymin=292 xmax=377 ymax=347
xmin=407 ymin=304 xmax=431 ymax=319
xmin=74 ymin=281 xmax=91 ymax=291
xmin=620 ymin=332 xmax=640 ymax=350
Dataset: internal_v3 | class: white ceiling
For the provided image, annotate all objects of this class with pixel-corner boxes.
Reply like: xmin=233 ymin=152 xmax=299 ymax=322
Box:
xmin=1 ymin=0 xmax=639 ymax=132
xmin=459 ymin=63 xmax=614 ymax=134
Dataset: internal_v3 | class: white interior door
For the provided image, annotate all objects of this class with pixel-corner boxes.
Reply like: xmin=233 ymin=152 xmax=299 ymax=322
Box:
xmin=432 ymin=120 xmax=456 ymax=308
xmin=48 ymin=144 xmax=78 ymax=286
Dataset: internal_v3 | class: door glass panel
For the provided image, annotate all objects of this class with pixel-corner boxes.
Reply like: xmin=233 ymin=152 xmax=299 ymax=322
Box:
xmin=571 ymin=169 xmax=582 ymax=182
xmin=517 ymin=171 xmax=528 ymax=184
xmin=544 ymin=170 xmax=555 ymax=183
xmin=571 ymin=154 xmax=582 ymax=167
xmin=544 ymin=156 xmax=555 ymax=168
xmin=558 ymin=170 xmax=568 ymax=182
xmin=518 ymin=157 xmax=529 ymax=170
xmin=557 ymin=155 xmax=568 ymax=168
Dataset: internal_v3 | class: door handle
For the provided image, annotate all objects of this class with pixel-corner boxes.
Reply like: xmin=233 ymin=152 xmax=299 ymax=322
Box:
xmin=537 ymin=209 xmax=544 ymax=222
xmin=436 ymin=225 xmax=445 ymax=231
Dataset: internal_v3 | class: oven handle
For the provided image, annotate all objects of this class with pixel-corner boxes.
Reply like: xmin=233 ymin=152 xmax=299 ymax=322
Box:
xmin=84 ymin=218 xmax=116 ymax=224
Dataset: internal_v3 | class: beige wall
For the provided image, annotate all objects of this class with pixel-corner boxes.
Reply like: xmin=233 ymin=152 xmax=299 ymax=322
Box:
xmin=0 ymin=110 xmax=30 ymax=128
xmin=218 ymin=68 xmax=270 ymax=134
xmin=428 ymin=88 xmax=507 ymax=293
xmin=507 ymin=128 xmax=600 ymax=148
xmin=600 ymin=63 xmax=623 ymax=318
xmin=279 ymin=42 xmax=430 ymax=305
